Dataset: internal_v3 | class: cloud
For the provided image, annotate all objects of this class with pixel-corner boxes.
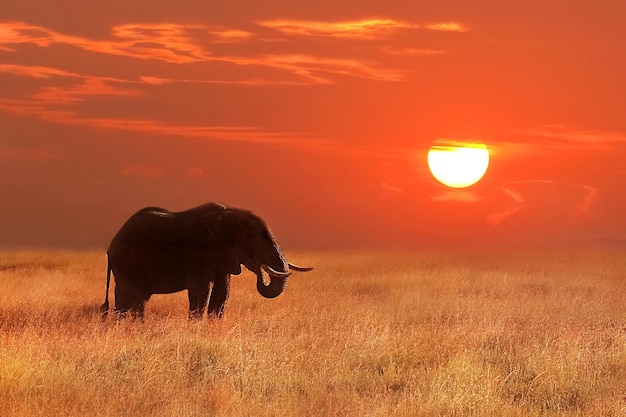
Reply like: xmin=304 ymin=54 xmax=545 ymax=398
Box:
xmin=484 ymin=125 xmax=626 ymax=161
xmin=0 ymin=16 xmax=469 ymax=86
xmin=137 ymin=76 xmax=171 ymax=85
xmin=487 ymin=180 xmax=599 ymax=226
xmin=258 ymin=19 xmax=470 ymax=37
xmin=425 ymin=22 xmax=470 ymax=32
xmin=260 ymin=54 xmax=406 ymax=82
xmin=381 ymin=47 xmax=447 ymax=56
xmin=0 ymin=21 xmax=209 ymax=64
xmin=0 ymin=21 xmax=409 ymax=84
xmin=486 ymin=205 xmax=524 ymax=226
xmin=208 ymin=28 xmax=254 ymax=42
xmin=431 ymin=189 xmax=484 ymax=202
xmin=0 ymin=63 xmax=148 ymax=104
xmin=33 ymin=78 xmax=144 ymax=104
xmin=107 ymin=23 xmax=213 ymax=63
xmin=0 ymin=18 xmax=470 ymax=153
xmin=0 ymin=94 xmax=397 ymax=161
xmin=0 ymin=97 xmax=336 ymax=148
xmin=517 ymin=125 xmax=626 ymax=149
xmin=258 ymin=19 xmax=418 ymax=39
xmin=0 ymin=63 xmax=81 ymax=79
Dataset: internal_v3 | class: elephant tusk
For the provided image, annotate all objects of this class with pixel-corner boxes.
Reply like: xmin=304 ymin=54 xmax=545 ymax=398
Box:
xmin=262 ymin=264 xmax=291 ymax=278
xmin=288 ymin=262 xmax=314 ymax=272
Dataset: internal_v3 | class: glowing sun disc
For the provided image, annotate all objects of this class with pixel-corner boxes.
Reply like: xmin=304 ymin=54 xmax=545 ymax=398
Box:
xmin=427 ymin=141 xmax=490 ymax=188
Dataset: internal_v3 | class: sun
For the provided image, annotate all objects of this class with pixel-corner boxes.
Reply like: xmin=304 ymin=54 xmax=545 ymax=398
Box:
xmin=427 ymin=140 xmax=490 ymax=188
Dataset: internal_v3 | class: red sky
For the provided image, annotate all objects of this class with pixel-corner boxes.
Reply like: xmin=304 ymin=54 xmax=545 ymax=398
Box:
xmin=1 ymin=0 xmax=625 ymax=249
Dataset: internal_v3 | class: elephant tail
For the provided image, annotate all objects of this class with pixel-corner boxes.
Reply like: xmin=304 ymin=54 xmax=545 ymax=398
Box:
xmin=100 ymin=254 xmax=111 ymax=318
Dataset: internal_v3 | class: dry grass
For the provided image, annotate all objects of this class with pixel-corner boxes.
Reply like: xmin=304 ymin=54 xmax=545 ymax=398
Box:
xmin=0 ymin=247 xmax=625 ymax=416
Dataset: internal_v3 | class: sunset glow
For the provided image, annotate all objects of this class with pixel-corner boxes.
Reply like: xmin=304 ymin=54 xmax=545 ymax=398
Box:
xmin=0 ymin=1 xmax=624 ymax=248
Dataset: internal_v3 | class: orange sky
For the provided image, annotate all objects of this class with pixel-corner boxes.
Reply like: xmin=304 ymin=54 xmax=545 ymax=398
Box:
xmin=1 ymin=0 xmax=625 ymax=249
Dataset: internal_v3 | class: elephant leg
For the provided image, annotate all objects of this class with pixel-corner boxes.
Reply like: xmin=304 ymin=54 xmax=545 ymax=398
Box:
xmin=127 ymin=300 xmax=147 ymax=320
xmin=187 ymin=285 xmax=209 ymax=319
xmin=208 ymin=273 xmax=230 ymax=318
xmin=115 ymin=285 xmax=148 ymax=319
xmin=184 ymin=260 xmax=211 ymax=319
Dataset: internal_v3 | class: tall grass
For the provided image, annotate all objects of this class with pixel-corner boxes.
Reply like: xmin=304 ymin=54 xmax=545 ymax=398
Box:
xmin=0 ymin=247 xmax=625 ymax=416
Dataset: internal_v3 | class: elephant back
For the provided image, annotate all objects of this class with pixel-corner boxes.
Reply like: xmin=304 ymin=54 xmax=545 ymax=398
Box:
xmin=108 ymin=207 xmax=179 ymax=253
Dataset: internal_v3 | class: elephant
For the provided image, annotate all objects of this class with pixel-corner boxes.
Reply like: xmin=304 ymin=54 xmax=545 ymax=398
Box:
xmin=100 ymin=202 xmax=313 ymax=319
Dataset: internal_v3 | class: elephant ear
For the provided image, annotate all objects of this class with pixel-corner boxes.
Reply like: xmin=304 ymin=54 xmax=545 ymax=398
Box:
xmin=205 ymin=222 xmax=242 ymax=275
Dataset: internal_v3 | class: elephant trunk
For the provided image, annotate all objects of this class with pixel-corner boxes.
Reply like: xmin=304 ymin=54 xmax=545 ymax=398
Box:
xmin=257 ymin=264 xmax=290 ymax=299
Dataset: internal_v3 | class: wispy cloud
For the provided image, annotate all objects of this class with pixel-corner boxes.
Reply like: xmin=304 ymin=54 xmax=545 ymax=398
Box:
xmin=485 ymin=124 xmax=626 ymax=161
xmin=425 ymin=22 xmax=470 ymax=32
xmin=487 ymin=180 xmax=599 ymax=226
xmin=0 ymin=18 xmax=466 ymax=85
xmin=0 ymin=85 xmax=394 ymax=158
xmin=517 ymin=124 xmax=626 ymax=149
xmin=0 ymin=21 xmax=413 ymax=84
xmin=380 ymin=47 xmax=447 ymax=56
xmin=137 ymin=76 xmax=171 ymax=85
xmin=0 ymin=18 xmax=469 ymax=152
xmin=0 ymin=21 xmax=212 ymax=64
xmin=33 ymin=78 xmax=143 ymax=104
xmin=0 ymin=63 xmax=81 ymax=78
xmin=259 ymin=19 xmax=469 ymax=37
xmin=486 ymin=205 xmax=524 ymax=226
xmin=0 ymin=97 xmax=333 ymax=148
xmin=431 ymin=189 xmax=484 ymax=202
xmin=0 ymin=63 xmax=146 ymax=105
xmin=260 ymin=54 xmax=406 ymax=82
xmin=258 ymin=19 xmax=417 ymax=39
xmin=208 ymin=28 xmax=253 ymax=42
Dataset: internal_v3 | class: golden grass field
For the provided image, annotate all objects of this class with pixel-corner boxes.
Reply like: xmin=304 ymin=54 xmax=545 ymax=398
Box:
xmin=0 ymin=247 xmax=625 ymax=416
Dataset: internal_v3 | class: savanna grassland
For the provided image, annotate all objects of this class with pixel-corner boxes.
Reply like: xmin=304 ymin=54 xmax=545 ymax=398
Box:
xmin=0 ymin=248 xmax=625 ymax=416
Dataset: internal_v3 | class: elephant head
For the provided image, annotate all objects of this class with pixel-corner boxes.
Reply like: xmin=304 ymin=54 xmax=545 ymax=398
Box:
xmin=204 ymin=206 xmax=312 ymax=298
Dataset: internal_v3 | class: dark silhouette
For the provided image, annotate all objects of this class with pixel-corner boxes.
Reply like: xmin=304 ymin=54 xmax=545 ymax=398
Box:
xmin=100 ymin=202 xmax=312 ymax=319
